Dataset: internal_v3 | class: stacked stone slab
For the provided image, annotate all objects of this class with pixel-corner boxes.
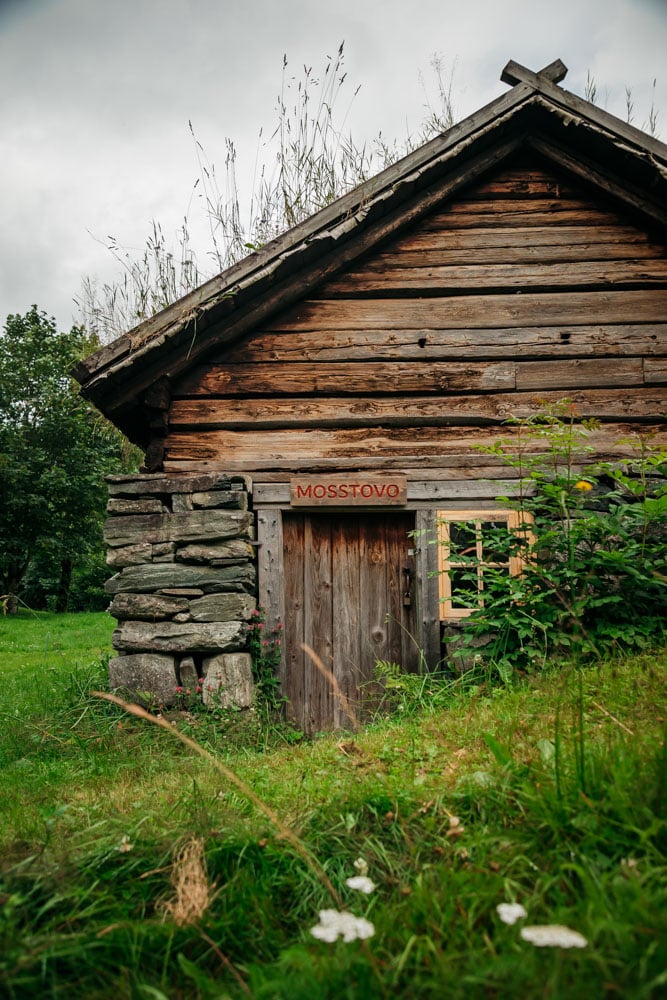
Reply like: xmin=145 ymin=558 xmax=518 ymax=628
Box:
xmin=105 ymin=472 xmax=256 ymax=709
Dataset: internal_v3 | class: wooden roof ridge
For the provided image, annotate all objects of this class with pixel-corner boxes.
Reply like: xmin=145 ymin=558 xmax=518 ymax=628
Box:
xmin=74 ymin=58 xmax=667 ymax=439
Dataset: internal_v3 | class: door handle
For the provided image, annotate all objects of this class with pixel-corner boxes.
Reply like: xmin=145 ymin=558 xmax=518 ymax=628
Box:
xmin=402 ymin=566 xmax=412 ymax=607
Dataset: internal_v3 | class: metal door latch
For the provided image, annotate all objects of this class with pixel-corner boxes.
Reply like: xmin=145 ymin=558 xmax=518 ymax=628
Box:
xmin=402 ymin=566 xmax=412 ymax=607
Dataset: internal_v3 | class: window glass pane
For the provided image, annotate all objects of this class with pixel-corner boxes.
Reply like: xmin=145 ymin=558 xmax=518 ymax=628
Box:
xmin=449 ymin=568 xmax=479 ymax=609
xmin=480 ymin=520 xmax=511 ymax=561
xmin=448 ymin=522 xmax=478 ymax=557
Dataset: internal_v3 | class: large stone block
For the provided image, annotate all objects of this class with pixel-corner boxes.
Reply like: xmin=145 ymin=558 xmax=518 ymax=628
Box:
xmin=108 ymin=592 xmax=189 ymax=620
xmin=192 ymin=491 xmax=248 ymax=510
xmin=108 ymin=653 xmax=178 ymax=706
xmin=112 ymin=620 xmax=247 ymax=653
xmin=178 ymin=656 xmax=199 ymax=692
xmin=202 ymin=653 xmax=254 ymax=708
xmin=175 ymin=539 xmax=255 ymax=564
xmin=104 ymin=510 xmax=252 ymax=548
xmin=107 ymin=498 xmax=165 ymax=515
xmin=188 ymin=593 xmax=256 ymax=622
xmin=105 ymin=562 xmax=256 ymax=595
xmin=171 ymin=493 xmax=194 ymax=512
xmin=106 ymin=543 xmax=153 ymax=568
xmin=107 ymin=472 xmax=233 ymax=496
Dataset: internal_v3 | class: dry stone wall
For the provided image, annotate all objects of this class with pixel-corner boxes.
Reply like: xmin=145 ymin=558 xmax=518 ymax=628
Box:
xmin=104 ymin=472 xmax=256 ymax=708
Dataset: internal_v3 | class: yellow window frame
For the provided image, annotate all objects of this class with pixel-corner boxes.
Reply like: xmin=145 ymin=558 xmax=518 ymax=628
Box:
xmin=436 ymin=509 xmax=534 ymax=621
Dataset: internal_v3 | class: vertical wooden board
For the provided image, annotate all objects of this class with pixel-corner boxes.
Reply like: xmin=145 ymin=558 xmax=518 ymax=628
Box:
xmin=414 ymin=510 xmax=443 ymax=669
xmin=332 ymin=517 xmax=362 ymax=728
xmin=392 ymin=516 xmax=419 ymax=671
xmin=303 ymin=516 xmax=334 ymax=734
xmin=282 ymin=514 xmax=305 ymax=726
xmin=358 ymin=519 xmax=385 ymax=681
xmin=386 ymin=517 xmax=404 ymax=668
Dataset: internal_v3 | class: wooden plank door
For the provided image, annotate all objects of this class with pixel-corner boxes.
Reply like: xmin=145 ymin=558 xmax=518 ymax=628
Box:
xmin=283 ymin=512 xmax=418 ymax=733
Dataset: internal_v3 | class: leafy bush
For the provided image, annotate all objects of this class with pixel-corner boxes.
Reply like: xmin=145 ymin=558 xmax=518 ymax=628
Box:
xmin=447 ymin=407 xmax=667 ymax=673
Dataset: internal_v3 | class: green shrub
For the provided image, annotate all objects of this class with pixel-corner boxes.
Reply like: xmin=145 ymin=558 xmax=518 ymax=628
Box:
xmin=447 ymin=407 xmax=667 ymax=673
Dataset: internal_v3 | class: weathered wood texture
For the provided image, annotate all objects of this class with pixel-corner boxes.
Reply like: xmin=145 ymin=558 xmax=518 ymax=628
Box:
xmin=162 ymin=425 xmax=667 ymax=468
xmin=282 ymin=512 xmax=418 ymax=734
xmin=164 ymin=156 xmax=666 ymax=477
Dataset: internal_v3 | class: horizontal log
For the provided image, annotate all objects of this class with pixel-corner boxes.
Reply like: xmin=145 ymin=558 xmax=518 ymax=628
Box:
xmin=433 ymin=195 xmax=594 ymax=213
xmin=390 ymin=224 xmax=655 ymax=253
xmin=264 ymin=291 xmax=667 ymax=333
xmin=112 ymin=620 xmax=247 ymax=654
xmin=515 ymin=359 xmax=643 ymax=391
xmin=467 ymin=173 xmax=572 ymax=198
xmin=104 ymin=510 xmax=252 ymax=548
xmin=352 ymin=242 xmax=667 ymax=268
xmin=175 ymin=359 xmax=647 ymax=406
xmin=176 ymin=361 xmax=516 ymax=397
xmin=169 ymin=387 xmax=666 ymax=431
xmin=163 ymin=424 xmax=667 ymax=467
xmin=105 ymin=562 xmax=256 ymax=595
xmin=421 ymin=207 xmax=622 ymax=230
xmin=252 ymin=462 xmax=524 ymax=484
xmin=220 ymin=325 xmax=667 ymax=364
xmin=320 ymin=259 xmax=667 ymax=295
xmin=164 ymin=433 xmax=667 ymax=475
xmin=644 ymin=358 xmax=667 ymax=384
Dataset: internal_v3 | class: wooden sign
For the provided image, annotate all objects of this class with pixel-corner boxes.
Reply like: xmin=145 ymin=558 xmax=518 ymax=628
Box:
xmin=290 ymin=476 xmax=408 ymax=507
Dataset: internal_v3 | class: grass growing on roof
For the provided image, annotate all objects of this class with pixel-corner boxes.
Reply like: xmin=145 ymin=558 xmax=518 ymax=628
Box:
xmin=0 ymin=612 xmax=665 ymax=998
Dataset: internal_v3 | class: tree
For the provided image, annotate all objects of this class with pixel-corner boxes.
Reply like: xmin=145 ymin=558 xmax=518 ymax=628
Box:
xmin=0 ymin=306 xmax=138 ymax=612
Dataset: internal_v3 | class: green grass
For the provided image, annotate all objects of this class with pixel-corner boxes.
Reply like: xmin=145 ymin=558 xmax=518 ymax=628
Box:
xmin=0 ymin=612 xmax=665 ymax=998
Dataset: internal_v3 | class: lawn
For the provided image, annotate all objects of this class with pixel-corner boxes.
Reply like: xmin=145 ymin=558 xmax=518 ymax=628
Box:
xmin=0 ymin=612 xmax=665 ymax=998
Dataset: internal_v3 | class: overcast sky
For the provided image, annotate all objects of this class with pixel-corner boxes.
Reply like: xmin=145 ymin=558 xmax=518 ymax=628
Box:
xmin=1 ymin=0 xmax=666 ymax=334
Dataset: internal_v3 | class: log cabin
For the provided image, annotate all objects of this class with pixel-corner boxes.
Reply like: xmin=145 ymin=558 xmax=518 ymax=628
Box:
xmin=75 ymin=59 xmax=667 ymax=733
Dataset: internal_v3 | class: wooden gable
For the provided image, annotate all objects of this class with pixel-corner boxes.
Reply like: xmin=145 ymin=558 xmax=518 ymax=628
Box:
xmin=74 ymin=59 xmax=667 ymax=454
xmin=163 ymin=153 xmax=667 ymax=479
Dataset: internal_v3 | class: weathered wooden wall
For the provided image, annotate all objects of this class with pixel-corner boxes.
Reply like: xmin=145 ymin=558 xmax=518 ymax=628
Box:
xmin=163 ymin=155 xmax=667 ymax=480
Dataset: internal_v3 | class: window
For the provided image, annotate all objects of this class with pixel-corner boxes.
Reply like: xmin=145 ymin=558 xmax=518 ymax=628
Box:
xmin=436 ymin=509 xmax=534 ymax=620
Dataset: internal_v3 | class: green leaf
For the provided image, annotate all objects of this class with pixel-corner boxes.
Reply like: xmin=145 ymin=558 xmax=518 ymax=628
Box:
xmin=483 ymin=732 xmax=513 ymax=766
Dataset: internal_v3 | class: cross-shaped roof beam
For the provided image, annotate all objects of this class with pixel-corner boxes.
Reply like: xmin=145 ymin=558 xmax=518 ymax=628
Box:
xmin=501 ymin=59 xmax=568 ymax=88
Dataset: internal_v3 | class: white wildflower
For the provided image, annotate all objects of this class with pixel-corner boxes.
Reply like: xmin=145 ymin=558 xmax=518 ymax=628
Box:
xmin=345 ymin=875 xmax=376 ymax=894
xmin=520 ymin=924 xmax=588 ymax=949
xmin=118 ymin=835 xmax=133 ymax=853
xmin=310 ymin=909 xmax=375 ymax=943
xmin=497 ymin=902 xmax=527 ymax=925
xmin=353 ymin=857 xmax=369 ymax=877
